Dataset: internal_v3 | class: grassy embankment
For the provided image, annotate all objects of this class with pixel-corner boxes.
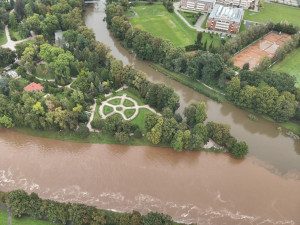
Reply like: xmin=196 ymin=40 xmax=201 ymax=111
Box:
xmin=272 ymin=47 xmax=300 ymax=88
xmin=150 ymin=64 xmax=300 ymax=135
xmin=0 ymin=210 xmax=54 ymax=225
xmin=244 ymin=3 xmax=300 ymax=26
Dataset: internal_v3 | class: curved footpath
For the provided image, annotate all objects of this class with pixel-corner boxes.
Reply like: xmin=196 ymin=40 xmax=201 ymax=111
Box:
xmin=1 ymin=25 xmax=35 ymax=51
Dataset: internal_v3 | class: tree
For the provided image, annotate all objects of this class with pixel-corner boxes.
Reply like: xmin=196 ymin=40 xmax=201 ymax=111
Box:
xmin=188 ymin=133 xmax=204 ymax=150
xmin=171 ymin=130 xmax=184 ymax=152
xmin=7 ymin=190 xmax=29 ymax=218
xmin=14 ymin=0 xmax=25 ymax=21
xmin=145 ymin=112 xmax=159 ymax=131
xmin=0 ymin=115 xmax=14 ymax=128
xmin=206 ymin=122 xmax=232 ymax=148
xmin=192 ymin=123 xmax=208 ymax=143
xmin=40 ymin=13 xmax=59 ymax=41
xmin=183 ymin=102 xmax=207 ymax=127
xmin=146 ymin=118 xmax=163 ymax=144
xmin=232 ymin=141 xmax=248 ymax=158
xmin=226 ymin=77 xmax=240 ymax=102
xmin=9 ymin=13 xmax=17 ymax=30
xmin=255 ymin=56 xmax=271 ymax=72
xmin=161 ymin=118 xmax=178 ymax=143
xmin=242 ymin=62 xmax=249 ymax=70
xmin=76 ymin=124 xmax=90 ymax=138
xmin=143 ymin=212 xmax=172 ymax=225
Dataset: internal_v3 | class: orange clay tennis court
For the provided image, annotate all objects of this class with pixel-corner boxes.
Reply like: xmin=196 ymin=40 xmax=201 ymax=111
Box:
xmin=232 ymin=32 xmax=290 ymax=70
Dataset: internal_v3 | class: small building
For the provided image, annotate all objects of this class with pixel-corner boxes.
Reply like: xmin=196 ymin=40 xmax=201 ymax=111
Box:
xmin=24 ymin=82 xmax=44 ymax=92
xmin=206 ymin=4 xmax=244 ymax=33
xmin=180 ymin=0 xmax=215 ymax=12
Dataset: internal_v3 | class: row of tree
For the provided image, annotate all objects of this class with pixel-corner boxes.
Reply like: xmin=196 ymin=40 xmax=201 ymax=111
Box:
xmin=3 ymin=190 xmax=176 ymax=225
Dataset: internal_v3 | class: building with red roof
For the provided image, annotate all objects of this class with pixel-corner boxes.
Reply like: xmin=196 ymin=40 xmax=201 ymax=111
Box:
xmin=24 ymin=82 xmax=44 ymax=92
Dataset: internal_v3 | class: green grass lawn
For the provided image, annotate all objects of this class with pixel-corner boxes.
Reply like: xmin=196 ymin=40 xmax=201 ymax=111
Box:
xmin=0 ymin=29 xmax=7 ymax=45
xmin=201 ymin=14 xmax=209 ymax=29
xmin=103 ymin=105 xmax=114 ymax=115
xmin=16 ymin=78 xmax=30 ymax=88
xmin=130 ymin=5 xmax=197 ymax=47
xmin=35 ymin=64 xmax=54 ymax=80
xmin=94 ymin=104 xmax=101 ymax=119
xmin=244 ymin=3 xmax=300 ymax=26
xmin=9 ymin=28 xmax=24 ymax=41
xmin=272 ymin=47 xmax=300 ymax=87
xmin=201 ymin=32 xmax=224 ymax=50
xmin=124 ymin=109 xmax=136 ymax=118
xmin=0 ymin=210 xmax=8 ymax=225
xmin=178 ymin=11 xmax=200 ymax=26
xmin=124 ymin=99 xmax=135 ymax=107
xmin=108 ymin=98 xmax=121 ymax=105
xmin=131 ymin=108 xmax=152 ymax=133
xmin=12 ymin=216 xmax=56 ymax=225
xmin=239 ymin=20 xmax=246 ymax=33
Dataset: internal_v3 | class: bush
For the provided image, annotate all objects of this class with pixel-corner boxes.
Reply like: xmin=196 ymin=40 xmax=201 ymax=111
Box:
xmin=76 ymin=124 xmax=90 ymax=138
xmin=248 ymin=114 xmax=258 ymax=122
xmin=91 ymin=118 xmax=104 ymax=129
xmin=115 ymin=132 xmax=129 ymax=144
xmin=134 ymin=128 xmax=142 ymax=138
xmin=231 ymin=141 xmax=249 ymax=158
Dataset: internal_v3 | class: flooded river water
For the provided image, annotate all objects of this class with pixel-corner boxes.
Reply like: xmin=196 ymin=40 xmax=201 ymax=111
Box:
xmin=0 ymin=1 xmax=299 ymax=224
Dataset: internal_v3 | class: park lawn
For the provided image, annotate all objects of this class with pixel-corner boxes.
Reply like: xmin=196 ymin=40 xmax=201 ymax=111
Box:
xmin=0 ymin=29 xmax=7 ymax=45
xmin=130 ymin=5 xmax=197 ymax=47
xmin=108 ymin=98 xmax=121 ymax=105
xmin=103 ymin=105 xmax=113 ymax=115
xmin=239 ymin=20 xmax=246 ymax=33
xmin=94 ymin=104 xmax=101 ymax=119
xmin=16 ymin=78 xmax=30 ymax=87
xmin=272 ymin=47 xmax=300 ymax=87
xmin=124 ymin=99 xmax=135 ymax=107
xmin=12 ymin=216 xmax=56 ymax=225
xmin=178 ymin=11 xmax=200 ymax=26
xmin=244 ymin=3 xmax=300 ymax=26
xmin=124 ymin=109 xmax=136 ymax=118
xmin=131 ymin=108 xmax=152 ymax=133
xmin=0 ymin=210 xmax=8 ymax=225
xmin=201 ymin=32 xmax=223 ymax=50
xmin=35 ymin=64 xmax=55 ymax=80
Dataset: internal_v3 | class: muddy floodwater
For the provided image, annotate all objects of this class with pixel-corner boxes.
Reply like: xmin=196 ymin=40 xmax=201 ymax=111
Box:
xmin=0 ymin=1 xmax=300 ymax=224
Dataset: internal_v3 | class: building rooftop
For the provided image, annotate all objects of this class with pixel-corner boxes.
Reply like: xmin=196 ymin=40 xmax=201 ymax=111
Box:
xmin=209 ymin=4 xmax=244 ymax=23
xmin=24 ymin=82 xmax=44 ymax=92
xmin=198 ymin=0 xmax=215 ymax=3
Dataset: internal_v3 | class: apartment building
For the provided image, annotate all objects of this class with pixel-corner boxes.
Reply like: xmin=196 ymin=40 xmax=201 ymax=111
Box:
xmin=180 ymin=0 xmax=216 ymax=12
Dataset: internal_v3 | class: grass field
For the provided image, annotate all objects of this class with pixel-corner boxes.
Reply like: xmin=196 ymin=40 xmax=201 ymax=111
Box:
xmin=12 ymin=216 xmax=55 ymax=225
xmin=272 ymin=47 xmax=300 ymax=87
xmin=124 ymin=99 xmax=135 ymax=107
xmin=130 ymin=5 xmax=197 ymax=47
xmin=9 ymin=28 xmax=24 ymax=41
xmin=35 ymin=64 xmax=54 ymax=80
xmin=0 ymin=210 xmax=8 ymax=225
xmin=244 ymin=3 xmax=300 ymax=26
xmin=103 ymin=105 xmax=113 ymax=115
xmin=108 ymin=98 xmax=121 ymax=105
xmin=0 ymin=29 xmax=7 ymax=45
xmin=201 ymin=14 xmax=209 ymax=29
xmin=124 ymin=109 xmax=136 ymax=118
xmin=131 ymin=108 xmax=151 ymax=133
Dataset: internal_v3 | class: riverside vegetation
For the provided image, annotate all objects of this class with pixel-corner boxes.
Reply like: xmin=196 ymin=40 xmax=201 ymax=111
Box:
xmin=105 ymin=0 xmax=300 ymax=134
xmin=0 ymin=0 xmax=248 ymax=157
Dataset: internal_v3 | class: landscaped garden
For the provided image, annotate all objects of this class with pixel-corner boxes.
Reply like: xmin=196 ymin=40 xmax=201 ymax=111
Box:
xmin=244 ymin=3 xmax=300 ymax=26
xmin=130 ymin=4 xmax=197 ymax=47
xmin=272 ymin=48 xmax=300 ymax=87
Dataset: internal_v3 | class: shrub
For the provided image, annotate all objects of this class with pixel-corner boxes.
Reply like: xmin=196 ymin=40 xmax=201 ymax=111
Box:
xmin=115 ymin=132 xmax=129 ymax=144
xmin=76 ymin=124 xmax=90 ymax=139
xmin=248 ymin=114 xmax=258 ymax=122
xmin=91 ymin=118 xmax=104 ymax=129
xmin=134 ymin=128 xmax=142 ymax=138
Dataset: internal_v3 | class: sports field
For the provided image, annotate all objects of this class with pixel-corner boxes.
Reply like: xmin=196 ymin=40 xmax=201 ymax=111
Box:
xmin=232 ymin=32 xmax=290 ymax=70
xmin=272 ymin=48 xmax=300 ymax=87
xmin=244 ymin=3 xmax=300 ymax=27
xmin=130 ymin=5 xmax=197 ymax=47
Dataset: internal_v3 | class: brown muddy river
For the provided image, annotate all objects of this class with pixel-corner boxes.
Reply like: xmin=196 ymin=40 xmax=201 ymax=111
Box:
xmin=0 ymin=1 xmax=299 ymax=224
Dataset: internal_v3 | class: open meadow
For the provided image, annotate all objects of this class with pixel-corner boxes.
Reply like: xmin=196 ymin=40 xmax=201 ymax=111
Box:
xmin=272 ymin=48 xmax=300 ymax=87
xmin=130 ymin=5 xmax=197 ymax=47
xmin=244 ymin=3 xmax=300 ymax=26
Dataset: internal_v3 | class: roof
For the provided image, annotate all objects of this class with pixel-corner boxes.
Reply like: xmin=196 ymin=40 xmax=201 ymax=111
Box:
xmin=198 ymin=0 xmax=215 ymax=3
xmin=209 ymin=4 xmax=244 ymax=23
xmin=24 ymin=82 xmax=44 ymax=91
xmin=55 ymin=30 xmax=63 ymax=40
